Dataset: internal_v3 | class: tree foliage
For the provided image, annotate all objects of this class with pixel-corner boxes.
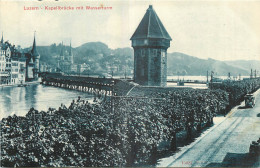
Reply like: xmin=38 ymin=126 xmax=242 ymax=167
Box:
xmin=1 ymin=78 xmax=260 ymax=166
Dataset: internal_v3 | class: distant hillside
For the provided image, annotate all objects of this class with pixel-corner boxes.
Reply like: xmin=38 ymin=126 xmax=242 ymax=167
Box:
xmin=36 ymin=42 xmax=256 ymax=76
xmin=224 ymin=60 xmax=260 ymax=73
xmin=38 ymin=42 xmax=133 ymax=75
xmin=167 ymin=52 xmax=250 ymax=76
xmin=73 ymin=42 xmax=133 ymax=74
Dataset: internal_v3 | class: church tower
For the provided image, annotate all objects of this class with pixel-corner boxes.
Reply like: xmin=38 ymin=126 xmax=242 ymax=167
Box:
xmin=68 ymin=40 xmax=73 ymax=64
xmin=130 ymin=5 xmax=172 ymax=86
xmin=31 ymin=32 xmax=40 ymax=79
xmin=1 ymin=32 xmax=3 ymax=45
xmin=60 ymin=41 xmax=64 ymax=61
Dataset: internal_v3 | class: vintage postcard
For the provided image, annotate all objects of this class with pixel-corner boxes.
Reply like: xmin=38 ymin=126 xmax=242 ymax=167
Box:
xmin=0 ymin=0 xmax=259 ymax=167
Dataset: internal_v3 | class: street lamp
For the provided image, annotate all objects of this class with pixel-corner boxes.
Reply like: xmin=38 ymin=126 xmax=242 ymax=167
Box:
xmin=111 ymin=80 xmax=115 ymax=110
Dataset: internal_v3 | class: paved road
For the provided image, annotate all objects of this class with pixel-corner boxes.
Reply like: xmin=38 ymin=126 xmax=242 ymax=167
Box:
xmin=158 ymin=89 xmax=260 ymax=167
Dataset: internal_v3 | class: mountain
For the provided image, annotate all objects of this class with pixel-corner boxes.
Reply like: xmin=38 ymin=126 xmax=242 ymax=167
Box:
xmin=224 ymin=60 xmax=260 ymax=73
xmin=36 ymin=42 xmax=256 ymax=76
xmin=167 ymin=52 xmax=250 ymax=76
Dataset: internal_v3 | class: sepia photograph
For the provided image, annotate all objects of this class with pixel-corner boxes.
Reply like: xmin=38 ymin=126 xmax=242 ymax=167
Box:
xmin=0 ymin=0 xmax=259 ymax=167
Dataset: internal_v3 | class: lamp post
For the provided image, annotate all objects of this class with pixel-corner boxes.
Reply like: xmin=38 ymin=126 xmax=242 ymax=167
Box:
xmin=110 ymin=80 xmax=115 ymax=129
xmin=111 ymin=80 xmax=114 ymax=108
xmin=210 ymin=71 xmax=214 ymax=89
xmin=206 ymin=70 xmax=209 ymax=85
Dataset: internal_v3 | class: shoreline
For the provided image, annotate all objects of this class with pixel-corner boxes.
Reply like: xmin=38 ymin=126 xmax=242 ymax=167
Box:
xmin=0 ymin=81 xmax=41 ymax=88
xmin=0 ymin=82 xmax=97 ymax=120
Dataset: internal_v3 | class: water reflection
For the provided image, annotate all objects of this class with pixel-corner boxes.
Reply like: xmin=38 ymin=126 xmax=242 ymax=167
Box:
xmin=0 ymin=84 xmax=94 ymax=119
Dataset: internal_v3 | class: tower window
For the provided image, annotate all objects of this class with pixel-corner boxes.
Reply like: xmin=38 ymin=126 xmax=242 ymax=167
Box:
xmin=161 ymin=51 xmax=165 ymax=58
xmin=162 ymin=51 xmax=166 ymax=64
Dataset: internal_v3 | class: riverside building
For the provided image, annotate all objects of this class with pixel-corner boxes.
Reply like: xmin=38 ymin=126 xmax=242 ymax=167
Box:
xmin=0 ymin=33 xmax=40 ymax=85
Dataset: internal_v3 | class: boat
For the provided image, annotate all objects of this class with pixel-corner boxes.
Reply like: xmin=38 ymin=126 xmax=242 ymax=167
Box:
xmin=177 ymin=81 xmax=185 ymax=86
xmin=17 ymin=84 xmax=28 ymax=87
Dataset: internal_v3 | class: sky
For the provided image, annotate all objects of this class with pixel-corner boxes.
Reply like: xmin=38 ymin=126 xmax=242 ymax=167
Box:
xmin=0 ymin=0 xmax=260 ymax=61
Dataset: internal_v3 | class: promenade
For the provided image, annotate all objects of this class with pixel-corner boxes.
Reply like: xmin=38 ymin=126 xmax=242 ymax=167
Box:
xmin=158 ymin=89 xmax=260 ymax=167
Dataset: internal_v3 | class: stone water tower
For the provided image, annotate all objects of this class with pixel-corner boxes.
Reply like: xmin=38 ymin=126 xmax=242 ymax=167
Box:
xmin=130 ymin=5 xmax=172 ymax=86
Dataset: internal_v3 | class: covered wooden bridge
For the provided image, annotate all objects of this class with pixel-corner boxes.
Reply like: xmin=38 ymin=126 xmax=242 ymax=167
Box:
xmin=40 ymin=73 xmax=135 ymax=96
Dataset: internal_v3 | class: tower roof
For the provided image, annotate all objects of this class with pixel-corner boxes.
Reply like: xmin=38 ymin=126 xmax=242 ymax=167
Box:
xmin=31 ymin=32 xmax=39 ymax=57
xmin=130 ymin=5 xmax=172 ymax=40
xmin=1 ymin=32 xmax=3 ymax=44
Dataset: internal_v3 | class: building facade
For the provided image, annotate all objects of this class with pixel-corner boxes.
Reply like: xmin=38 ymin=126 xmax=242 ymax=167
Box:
xmin=0 ymin=33 xmax=40 ymax=85
xmin=130 ymin=5 xmax=172 ymax=86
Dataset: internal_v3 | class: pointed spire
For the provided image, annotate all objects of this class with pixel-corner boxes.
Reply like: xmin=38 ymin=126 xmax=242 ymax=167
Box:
xmin=69 ymin=40 xmax=72 ymax=56
xmin=1 ymin=32 xmax=3 ymax=44
xmin=60 ymin=41 xmax=64 ymax=56
xmin=69 ymin=39 xmax=73 ymax=64
xmin=31 ymin=31 xmax=39 ymax=57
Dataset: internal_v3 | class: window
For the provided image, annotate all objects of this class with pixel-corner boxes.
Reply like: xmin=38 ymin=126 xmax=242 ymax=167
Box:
xmin=161 ymin=51 xmax=165 ymax=58
xmin=144 ymin=39 xmax=148 ymax=45
xmin=12 ymin=63 xmax=18 ymax=66
xmin=161 ymin=51 xmax=166 ymax=64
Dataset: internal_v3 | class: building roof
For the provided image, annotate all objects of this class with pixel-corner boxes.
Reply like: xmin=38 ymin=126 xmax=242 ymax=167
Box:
xmin=130 ymin=5 xmax=172 ymax=40
xmin=1 ymin=41 xmax=13 ymax=51
xmin=31 ymin=34 xmax=39 ymax=57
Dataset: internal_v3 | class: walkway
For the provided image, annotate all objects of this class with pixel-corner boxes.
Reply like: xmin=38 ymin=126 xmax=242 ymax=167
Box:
xmin=158 ymin=89 xmax=260 ymax=167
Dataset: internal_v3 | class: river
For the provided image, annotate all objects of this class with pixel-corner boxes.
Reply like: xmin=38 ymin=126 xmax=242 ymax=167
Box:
xmin=0 ymin=84 xmax=94 ymax=119
xmin=0 ymin=75 xmax=250 ymax=119
xmin=0 ymin=82 xmax=207 ymax=119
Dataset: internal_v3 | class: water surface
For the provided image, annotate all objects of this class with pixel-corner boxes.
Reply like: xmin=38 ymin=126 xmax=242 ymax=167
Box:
xmin=0 ymin=84 xmax=94 ymax=119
